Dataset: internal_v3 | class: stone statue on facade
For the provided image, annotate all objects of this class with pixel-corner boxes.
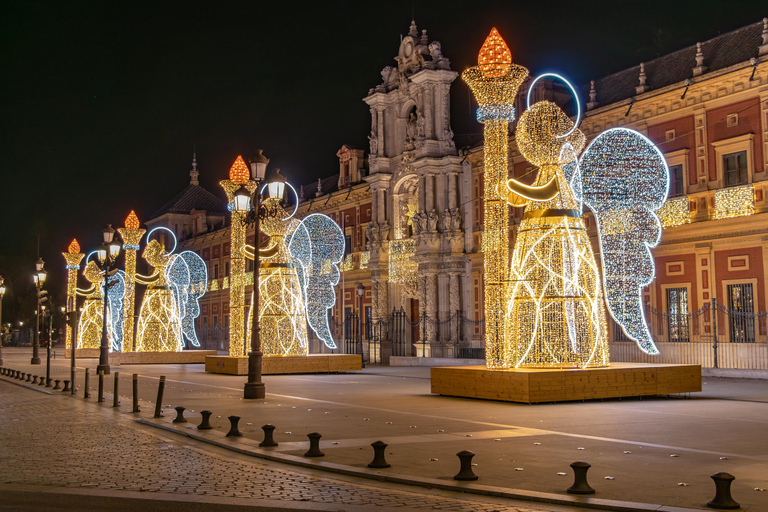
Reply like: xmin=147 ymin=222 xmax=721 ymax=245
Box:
xmin=427 ymin=209 xmax=438 ymax=232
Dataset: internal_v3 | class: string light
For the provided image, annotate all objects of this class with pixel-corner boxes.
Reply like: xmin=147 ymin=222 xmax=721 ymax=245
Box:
xmin=713 ymin=185 xmax=755 ymax=220
xmin=288 ymin=212 xmax=345 ymax=350
xmin=340 ymin=254 xmax=354 ymax=272
xmin=388 ymin=239 xmax=418 ymax=287
xmin=76 ymin=261 xmax=124 ymax=351
xmin=135 ymin=239 xmax=183 ymax=352
xmin=503 ymin=81 xmax=608 ymax=368
xmin=117 ymin=210 xmax=146 ymax=351
xmin=360 ymin=251 xmax=370 ymax=269
xmin=579 ymin=128 xmax=669 ymax=355
xmin=221 ymin=156 xmax=258 ymax=357
xmin=658 ymin=196 xmax=691 ymax=228
xmin=463 ymin=28 xmax=528 ymax=369
xmin=166 ymin=250 xmax=208 ymax=348
xmin=62 ymin=239 xmax=84 ymax=350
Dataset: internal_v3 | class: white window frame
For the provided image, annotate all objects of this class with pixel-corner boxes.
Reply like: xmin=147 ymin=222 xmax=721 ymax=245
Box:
xmin=712 ymin=134 xmax=755 ymax=188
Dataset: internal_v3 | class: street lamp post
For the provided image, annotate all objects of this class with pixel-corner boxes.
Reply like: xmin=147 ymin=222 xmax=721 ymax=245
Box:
xmin=31 ymin=258 xmax=47 ymax=365
xmin=357 ymin=283 xmax=365 ymax=369
xmin=239 ymin=150 xmax=271 ymax=400
xmin=96 ymin=224 xmax=122 ymax=375
xmin=0 ymin=276 xmax=6 ymax=367
xmin=42 ymin=304 xmax=52 ymax=386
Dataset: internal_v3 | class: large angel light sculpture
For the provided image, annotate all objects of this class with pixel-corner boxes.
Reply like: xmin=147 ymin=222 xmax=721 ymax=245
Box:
xmin=135 ymin=227 xmax=207 ymax=352
xmin=76 ymin=258 xmax=125 ymax=351
xmin=244 ymin=184 xmax=345 ymax=356
xmin=501 ymin=73 xmax=668 ymax=367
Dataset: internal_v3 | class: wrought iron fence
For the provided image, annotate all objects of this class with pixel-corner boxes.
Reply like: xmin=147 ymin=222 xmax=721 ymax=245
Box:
xmin=198 ymin=323 xmax=229 ymax=352
xmin=610 ymin=300 xmax=768 ymax=370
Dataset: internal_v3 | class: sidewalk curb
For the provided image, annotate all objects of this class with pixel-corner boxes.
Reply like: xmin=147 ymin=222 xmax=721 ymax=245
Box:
xmin=0 ymin=376 xmax=53 ymax=395
xmin=137 ymin=419 xmax=705 ymax=512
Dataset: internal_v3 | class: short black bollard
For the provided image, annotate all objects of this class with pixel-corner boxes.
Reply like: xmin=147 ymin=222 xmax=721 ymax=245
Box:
xmin=226 ymin=416 xmax=242 ymax=437
xmin=304 ymin=432 xmax=324 ymax=457
xmin=454 ymin=450 xmax=478 ymax=481
xmin=368 ymin=440 xmax=390 ymax=468
xmin=97 ymin=370 xmax=104 ymax=402
xmin=45 ymin=375 xmax=52 ymax=387
xmin=132 ymin=374 xmax=140 ymax=413
xmin=259 ymin=424 xmax=278 ymax=447
xmin=113 ymin=372 xmax=119 ymax=407
xmin=32 ymin=375 xmax=38 ymax=384
xmin=38 ymin=376 xmax=46 ymax=386
xmin=62 ymin=380 xmax=71 ymax=392
xmin=567 ymin=461 xmax=595 ymax=494
xmin=84 ymin=368 xmax=91 ymax=398
xmin=19 ymin=372 xmax=25 ymax=380
xmin=707 ymin=472 xmax=740 ymax=509
xmin=197 ymin=410 xmax=213 ymax=430
xmin=53 ymin=379 xmax=61 ymax=390
xmin=153 ymin=376 xmax=166 ymax=418
xmin=173 ymin=406 xmax=187 ymax=423
xmin=26 ymin=373 xmax=32 ymax=382
xmin=16 ymin=370 xmax=22 ymax=379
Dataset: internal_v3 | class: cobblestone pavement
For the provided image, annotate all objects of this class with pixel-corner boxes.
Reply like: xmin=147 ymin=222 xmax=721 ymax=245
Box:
xmin=0 ymin=381 xmax=562 ymax=512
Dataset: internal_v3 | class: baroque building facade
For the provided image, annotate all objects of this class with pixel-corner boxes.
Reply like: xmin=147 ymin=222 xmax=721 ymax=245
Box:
xmin=147 ymin=18 xmax=768 ymax=359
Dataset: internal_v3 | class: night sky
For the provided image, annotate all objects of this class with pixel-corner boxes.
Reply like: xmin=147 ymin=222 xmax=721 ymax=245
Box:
xmin=1 ymin=0 xmax=766 ymax=319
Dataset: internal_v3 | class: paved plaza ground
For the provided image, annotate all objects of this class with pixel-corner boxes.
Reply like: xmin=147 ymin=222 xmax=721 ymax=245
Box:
xmin=1 ymin=348 xmax=766 ymax=511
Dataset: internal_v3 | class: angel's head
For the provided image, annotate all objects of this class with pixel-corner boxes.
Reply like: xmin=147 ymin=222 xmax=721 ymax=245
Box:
xmin=516 ymin=101 xmax=585 ymax=167
xmin=142 ymin=239 xmax=169 ymax=268
xmin=82 ymin=260 xmax=102 ymax=283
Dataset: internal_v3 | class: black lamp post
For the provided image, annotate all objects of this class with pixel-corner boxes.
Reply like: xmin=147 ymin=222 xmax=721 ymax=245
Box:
xmin=357 ymin=283 xmax=365 ymax=368
xmin=239 ymin=150 xmax=269 ymax=400
xmin=31 ymin=258 xmax=47 ymax=364
xmin=95 ymin=224 xmax=122 ymax=375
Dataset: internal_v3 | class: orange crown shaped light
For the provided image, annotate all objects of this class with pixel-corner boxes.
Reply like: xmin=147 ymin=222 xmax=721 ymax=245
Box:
xmin=68 ymin=239 xmax=81 ymax=254
xmin=229 ymin=156 xmax=250 ymax=185
xmin=125 ymin=210 xmax=140 ymax=230
xmin=478 ymin=28 xmax=512 ymax=78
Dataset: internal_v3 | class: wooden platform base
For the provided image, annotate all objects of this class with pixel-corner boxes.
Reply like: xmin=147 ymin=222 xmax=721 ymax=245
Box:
xmin=205 ymin=354 xmax=362 ymax=375
xmin=430 ymin=363 xmax=701 ymax=404
xmin=64 ymin=349 xmax=216 ymax=365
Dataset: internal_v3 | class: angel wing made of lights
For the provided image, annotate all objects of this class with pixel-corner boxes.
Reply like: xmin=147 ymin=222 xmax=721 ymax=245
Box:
xmin=287 ymin=213 xmax=346 ymax=349
xmin=166 ymin=250 xmax=207 ymax=348
xmin=106 ymin=270 xmax=126 ymax=352
xmin=577 ymin=128 xmax=669 ymax=355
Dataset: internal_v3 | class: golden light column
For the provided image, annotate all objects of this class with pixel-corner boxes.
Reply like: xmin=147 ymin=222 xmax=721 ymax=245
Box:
xmin=462 ymin=28 xmax=528 ymax=368
xmin=117 ymin=210 xmax=145 ymax=352
xmin=221 ymin=156 xmax=258 ymax=357
xmin=62 ymin=239 xmax=85 ymax=350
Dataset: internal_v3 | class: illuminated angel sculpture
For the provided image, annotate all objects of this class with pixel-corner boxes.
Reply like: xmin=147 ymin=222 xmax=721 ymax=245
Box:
xmin=464 ymin=30 xmax=668 ymax=368
xmin=503 ymin=77 xmax=668 ymax=365
xmin=76 ymin=259 xmax=126 ymax=351
xmin=245 ymin=190 xmax=345 ymax=355
xmin=134 ymin=228 xmax=208 ymax=352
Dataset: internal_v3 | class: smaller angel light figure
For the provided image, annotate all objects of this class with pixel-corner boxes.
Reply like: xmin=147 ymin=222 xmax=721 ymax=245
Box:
xmin=76 ymin=259 xmax=125 ymax=351
xmin=245 ymin=183 xmax=345 ymax=355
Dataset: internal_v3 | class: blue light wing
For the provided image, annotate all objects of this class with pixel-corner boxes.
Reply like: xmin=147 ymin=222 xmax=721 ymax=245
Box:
xmin=106 ymin=271 xmax=126 ymax=352
xmin=167 ymin=250 xmax=207 ymax=348
xmin=288 ymin=213 xmax=345 ymax=349
xmin=579 ymin=128 xmax=668 ymax=355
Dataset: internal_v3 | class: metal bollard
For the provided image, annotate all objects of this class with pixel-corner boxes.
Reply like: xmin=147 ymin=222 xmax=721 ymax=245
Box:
xmin=113 ymin=372 xmax=119 ymax=407
xmin=707 ymin=472 xmax=740 ymax=509
xmin=62 ymin=380 xmax=71 ymax=392
xmin=226 ymin=416 xmax=242 ymax=437
xmin=454 ymin=450 xmax=478 ymax=481
xmin=132 ymin=374 xmax=140 ymax=413
xmin=153 ymin=376 xmax=166 ymax=418
xmin=173 ymin=406 xmax=187 ymax=423
xmin=567 ymin=461 xmax=595 ymax=494
xmin=53 ymin=379 xmax=61 ymax=390
xmin=19 ymin=372 xmax=24 ymax=380
xmin=368 ymin=440 xmax=390 ymax=468
xmin=304 ymin=432 xmax=324 ymax=457
xmin=84 ymin=368 xmax=91 ymax=398
xmin=32 ymin=375 xmax=38 ymax=384
xmin=197 ymin=410 xmax=213 ymax=430
xmin=97 ymin=370 xmax=104 ymax=402
xmin=26 ymin=373 xmax=32 ymax=382
xmin=38 ymin=376 xmax=46 ymax=386
xmin=259 ymin=424 xmax=278 ymax=447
